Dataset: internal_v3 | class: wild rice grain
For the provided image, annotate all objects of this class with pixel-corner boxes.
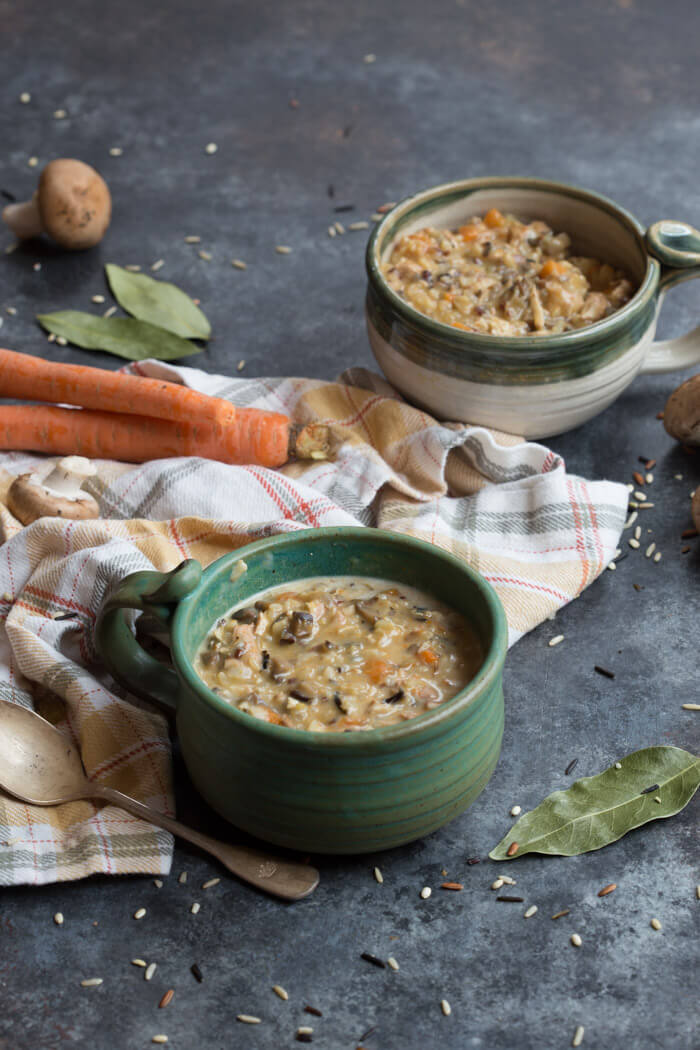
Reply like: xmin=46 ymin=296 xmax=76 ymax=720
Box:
xmin=387 ymin=956 xmax=399 ymax=971
xmin=373 ymin=866 xmax=383 ymax=884
xmin=570 ymin=933 xmax=582 ymax=947
xmin=524 ymin=905 xmax=538 ymax=918
xmin=81 ymin=978 xmax=103 ymax=987
xmin=565 ymin=758 xmax=578 ymax=776
xmin=304 ymin=1005 xmax=322 ymax=1017
xmin=420 ymin=886 xmax=432 ymax=899
xmin=133 ymin=908 xmax=147 ymax=920
xmin=236 ymin=1015 xmax=261 ymax=1024
xmin=191 ymin=963 xmax=203 ymax=983
xmin=506 ymin=842 xmax=519 ymax=857
xmin=191 ymin=902 xmax=200 ymax=914
xmin=441 ymin=999 xmax=451 ymax=1016
xmin=572 ymin=1025 xmax=585 ymax=1047
xmin=548 ymin=635 xmax=564 ymax=647
xmin=441 ymin=882 xmax=463 ymax=891
xmin=497 ymin=895 xmax=524 ymax=903
xmin=54 ymin=912 xmax=64 ymax=925
xmin=551 ymin=909 xmax=570 ymax=920
xmin=598 ymin=883 xmax=617 ymax=897
xmin=272 ymin=985 xmax=289 ymax=1000
xmin=360 ymin=952 xmax=386 ymax=968
xmin=159 ymin=990 xmax=174 ymax=1009
xmin=650 ymin=918 xmax=662 ymax=931
xmin=695 ymin=885 xmax=700 ymax=899
xmin=202 ymin=877 xmax=220 ymax=890
xmin=145 ymin=963 xmax=157 ymax=981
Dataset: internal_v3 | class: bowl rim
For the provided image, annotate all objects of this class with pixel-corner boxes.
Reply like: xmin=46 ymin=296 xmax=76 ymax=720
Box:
xmin=170 ymin=527 xmax=508 ymax=749
xmin=365 ymin=175 xmax=660 ymax=349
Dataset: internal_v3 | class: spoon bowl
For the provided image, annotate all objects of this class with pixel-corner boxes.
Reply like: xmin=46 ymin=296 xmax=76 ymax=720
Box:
xmin=0 ymin=698 xmax=319 ymax=901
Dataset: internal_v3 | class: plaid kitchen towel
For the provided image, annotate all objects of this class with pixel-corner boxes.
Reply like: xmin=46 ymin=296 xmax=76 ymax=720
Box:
xmin=0 ymin=362 xmax=628 ymax=885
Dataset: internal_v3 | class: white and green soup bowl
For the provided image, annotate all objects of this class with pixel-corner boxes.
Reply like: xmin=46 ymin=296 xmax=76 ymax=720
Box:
xmin=365 ymin=177 xmax=700 ymax=438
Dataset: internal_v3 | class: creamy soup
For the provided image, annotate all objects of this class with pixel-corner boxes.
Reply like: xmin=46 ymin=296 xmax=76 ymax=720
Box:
xmin=382 ymin=209 xmax=635 ymax=335
xmin=194 ymin=577 xmax=484 ymax=732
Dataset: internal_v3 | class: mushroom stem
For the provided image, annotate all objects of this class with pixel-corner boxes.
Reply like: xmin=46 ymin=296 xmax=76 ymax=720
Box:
xmin=42 ymin=456 xmax=96 ymax=500
xmin=2 ymin=196 xmax=43 ymax=240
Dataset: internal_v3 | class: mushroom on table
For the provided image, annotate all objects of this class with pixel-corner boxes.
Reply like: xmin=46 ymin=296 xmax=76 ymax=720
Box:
xmin=2 ymin=158 xmax=111 ymax=250
xmin=7 ymin=456 xmax=100 ymax=524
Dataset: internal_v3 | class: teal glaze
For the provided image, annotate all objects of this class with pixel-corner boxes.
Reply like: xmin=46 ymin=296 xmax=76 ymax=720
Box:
xmin=365 ymin=176 xmax=698 ymax=385
xmin=95 ymin=528 xmax=508 ymax=854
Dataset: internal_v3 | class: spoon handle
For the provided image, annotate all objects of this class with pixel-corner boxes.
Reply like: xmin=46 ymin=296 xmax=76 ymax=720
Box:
xmin=92 ymin=785 xmax=319 ymax=901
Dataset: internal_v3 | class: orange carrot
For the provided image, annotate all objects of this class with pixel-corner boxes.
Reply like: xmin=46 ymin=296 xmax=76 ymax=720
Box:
xmin=363 ymin=657 xmax=392 ymax=684
xmin=0 ymin=348 xmax=235 ymax=427
xmin=483 ymin=208 xmax=504 ymax=228
xmin=418 ymin=647 xmax=440 ymax=667
xmin=0 ymin=404 xmax=296 ymax=468
xmin=539 ymin=259 xmax=567 ymax=278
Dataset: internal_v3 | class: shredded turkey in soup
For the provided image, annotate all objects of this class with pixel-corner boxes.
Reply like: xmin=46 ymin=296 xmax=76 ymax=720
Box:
xmin=382 ymin=209 xmax=635 ymax=335
xmin=194 ymin=577 xmax=484 ymax=732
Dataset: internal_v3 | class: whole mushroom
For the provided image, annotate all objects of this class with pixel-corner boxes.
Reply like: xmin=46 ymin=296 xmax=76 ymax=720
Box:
xmin=2 ymin=159 xmax=111 ymax=250
xmin=663 ymin=373 xmax=700 ymax=447
xmin=7 ymin=456 xmax=100 ymax=525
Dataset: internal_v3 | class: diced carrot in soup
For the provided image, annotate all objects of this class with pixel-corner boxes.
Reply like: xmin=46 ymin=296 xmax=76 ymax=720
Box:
xmin=484 ymin=208 xmax=504 ymax=228
xmin=418 ymin=647 xmax=440 ymax=667
xmin=363 ymin=657 xmax=393 ymax=684
xmin=539 ymin=259 xmax=568 ymax=278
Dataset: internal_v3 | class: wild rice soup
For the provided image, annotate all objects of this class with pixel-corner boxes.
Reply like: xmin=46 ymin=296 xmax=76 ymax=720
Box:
xmin=194 ymin=577 xmax=484 ymax=732
xmin=382 ymin=208 xmax=635 ymax=335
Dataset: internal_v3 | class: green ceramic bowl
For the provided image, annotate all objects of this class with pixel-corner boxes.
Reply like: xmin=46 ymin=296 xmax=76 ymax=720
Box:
xmin=366 ymin=176 xmax=700 ymax=438
xmin=95 ymin=528 xmax=508 ymax=854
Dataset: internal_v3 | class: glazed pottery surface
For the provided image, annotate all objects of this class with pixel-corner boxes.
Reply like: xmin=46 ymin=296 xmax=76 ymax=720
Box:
xmin=95 ymin=528 xmax=508 ymax=854
xmin=366 ymin=177 xmax=700 ymax=438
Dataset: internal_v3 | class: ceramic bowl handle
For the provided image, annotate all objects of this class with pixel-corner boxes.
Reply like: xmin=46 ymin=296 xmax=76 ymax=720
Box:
xmin=95 ymin=559 xmax=202 ymax=714
xmin=642 ymin=221 xmax=700 ymax=374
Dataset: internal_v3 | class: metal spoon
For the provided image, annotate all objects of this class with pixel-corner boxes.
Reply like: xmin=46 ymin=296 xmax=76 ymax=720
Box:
xmin=0 ymin=699 xmax=319 ymax=901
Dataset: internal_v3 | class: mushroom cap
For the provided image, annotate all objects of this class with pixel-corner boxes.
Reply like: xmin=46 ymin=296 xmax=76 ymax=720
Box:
xmin=7 ymin=473 xmax=100 ymax=526
xmin=37 ymin=159 xmax=111 ymax=250
xmin=663 ymin=373 xmax=700 ymax=446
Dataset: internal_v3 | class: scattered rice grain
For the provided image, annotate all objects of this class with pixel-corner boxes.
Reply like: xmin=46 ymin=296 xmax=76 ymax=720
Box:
xmin=28 ymin=157 xmax=39 ymax=168
xmin=645 ymin=542 xmax=656 ymax=558
xmin=420 ymin=886 xmax=432 ymax=899
xmin=54 ymin=109 xmax=67 ymax=119
xmin=653 ymin=551 xmax=661 ymax=563
xmin=159 ymin=989 xmax=174 ymax=1009
xmin=275 ymin=245 xmax=292 ymax=254
xmin=682 ymin=703 xmax=700 ymax=711
xmin=178 ymin=870 xmax=187 ymax=883
xmin=191 ymin=902 xmax=200 ymax=914
xmin=152 ymin=1038 xmax=168 ymax=1045
xmin=205 ymin=143 xmax=218 ymax=154
xmin=54 ymin=912 xmax=64 ymax=925
xmin=440 ymin=999 xmax=451 ymax=1016
xmin=364 ymin=53 xmax=376 ymax=63
xmin=387 ymin=956 xmax=399 ymax=971
xmin=237 ymin=1015 xmax=261 ymax=1024
xmin=524 ymin=905 xmax=538 ymax=918
xmin=202 ymin=877 xmax=220 ymax=890
xmin=237 ymin=359 xmax=246 ymax=371
xmin=628 ymin=538 xmax=640 ymax=549
xmin=373 ymin=866 xmax=383 ymax=884
xmin=151 ymin=259 xmax=165 ymax=272
xmin=491 ymin=878 xmax=504 ymax=890
xmin=185 ymin=235 xmax=201 ymax=243
xmin=133 ymin=908 xmax=147 ymax=920
xmin=103 ymin=306 xmax=117 ymax=318
xmin=91 ymin=294 xmax=105 ymax=304
xmin=153 ymin=879 xmax=163 ymax=888
xmin=198 ymin=250 xmax=212 ymax=261
xmin=334 ymin=222 xmax=345 ymax=234
xmin=145 ymin=963 xmax=157 ymax=981
xmin=570 ymin=933 xmax=582 ymax=947
xmin=597 ymin=883 xmax=617 ymax=897
xmin=650 ymin=917 xmax=662 ymax=931
xmin=132 ymin=959 xmax=147 ymax=967
xmin=231 ymin=259 xmax=247 ymax=269
xmin=510 ymin=805 xmax=521 ymax=816
xmin=348 ymin=221 xmax=369 ymax=231
xmin=548 ymin=635 xmax=564 ymax=647
xmin=19 ymin=92 xmax=31 ymax=103
xmin=109 ymin=147 xmax=123 ymax=156
xmin=272 ymin=984 xmax=289 ymax=1000
xmin=572 ymin=1025 xmax=585 ymax=1047
xmin=81 ymin=978 xmax=103 ymax=987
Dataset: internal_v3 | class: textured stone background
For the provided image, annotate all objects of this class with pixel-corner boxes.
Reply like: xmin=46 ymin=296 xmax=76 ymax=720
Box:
xmin=1 ymin=1 xmax=698 ymax=1047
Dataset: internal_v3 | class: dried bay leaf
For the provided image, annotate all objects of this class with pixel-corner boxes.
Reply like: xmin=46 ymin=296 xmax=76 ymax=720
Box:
xmin=489 ymin=746 xmax=700 ymax=860
xmin=36 ymin=311 xmax=202 ymax=362
xmin=105 ymin=264 xmax=211 ymax=340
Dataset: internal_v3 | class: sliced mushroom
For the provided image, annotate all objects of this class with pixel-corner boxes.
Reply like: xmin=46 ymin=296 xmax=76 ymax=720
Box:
xmin=231 ymin=606 xmax=259 ymax=625
xmin=2 ymin=159 xmax=112 ymax=250
xmin=268 ymin=658 xmax=290 ymax=681
xmin=355 ymin=600 xmax=379 ymax=627
xmin=289 ymin=610 xmax=314 ymax=639
xmin=8 ymin=456 xmax=99 ymax=525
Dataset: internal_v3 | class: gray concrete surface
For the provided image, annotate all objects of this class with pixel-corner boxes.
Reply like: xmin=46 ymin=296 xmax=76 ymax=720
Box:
xmin=0 ymin=1 xmax=698 ymax=1047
